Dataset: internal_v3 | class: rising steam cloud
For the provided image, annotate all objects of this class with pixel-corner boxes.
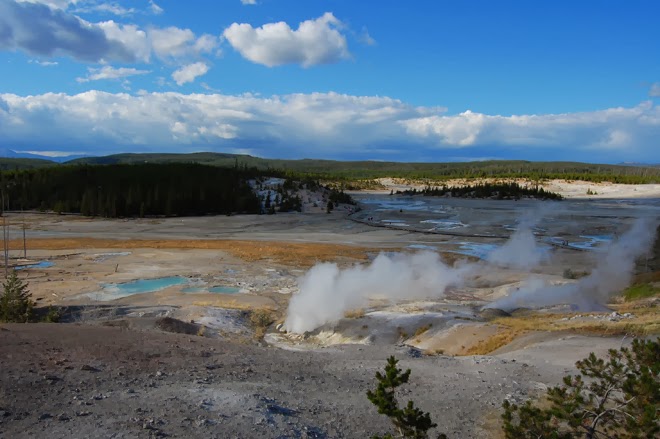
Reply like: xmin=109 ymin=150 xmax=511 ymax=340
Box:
xmin=488 ymin=218 xmax=658 ymax=311
xmin=284 ymin=251 xmax=470 ymax=333
xmin=487 ymin=206 xmax=554 ymax=270
xmin=284 ymin=216 xmax=657 ymax=334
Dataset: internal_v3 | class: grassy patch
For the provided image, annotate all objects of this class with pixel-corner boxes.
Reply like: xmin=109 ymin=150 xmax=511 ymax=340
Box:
xmin=424 ymin=348 xmax=445 ymax=356
xmin=344 ymin=308 xmax=366 ymax=319
xmin=414 ymin=323 xmax=433 ymax=337
xmin=463 ymin=306 xmax=660 ymax=356
xmin=623 ymin=283 xmax=660 ymax=301
xmin=492 ymin=309 xmax=660 ymax=337
xmin=465 ymin=327 xmax=526 ymax=355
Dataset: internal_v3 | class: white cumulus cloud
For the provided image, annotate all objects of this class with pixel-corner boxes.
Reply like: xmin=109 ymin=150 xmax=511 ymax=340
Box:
xmin=148 ymin=0 xmax=162 ymax=14
xmin=15 ymin=0 xmax=77 ymax=9
xmin=73 ymin=2 xmax=136 ymax=16
xmin=148 ymin=27 xmax=219 ymax=60
xmin=1 ymin=0 xmax=218 ymax=64
xmin=223 ymin=12 xmax=350 ymax=67
xmin=29 ymin=59 xmax=58 ymax=66
xmin=1 ymin=0 xmax=138 ymax=62
xmin=149 ymin=26 xmax=196 ymax=59
xmin=76 ymin=66 xmax=151 ymax=82
xmin=171 ymin=62 xmax=209 ymax=85
xmin=97 ymin=20 xmax=151 ymax=62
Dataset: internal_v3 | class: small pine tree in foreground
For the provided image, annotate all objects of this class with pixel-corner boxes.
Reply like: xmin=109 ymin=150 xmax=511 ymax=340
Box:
xmin=367 ymin=355 xmax=447 ymax=439
xmin=502 ymin=338 xmax=659 ymax=439
xmin=0 ymin=269 xmax=34 ymax=323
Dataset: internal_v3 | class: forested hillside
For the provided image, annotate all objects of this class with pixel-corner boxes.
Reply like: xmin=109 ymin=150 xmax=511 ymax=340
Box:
xmin=0 ymin=163 xmax=262 ymax=217
xmin=67 ymin=154 xmax=660 ymax=183
xmin=2 ymin=152 xmax=660 ymax=183
xmin=0 ymin=157 xmax=57 ymax=171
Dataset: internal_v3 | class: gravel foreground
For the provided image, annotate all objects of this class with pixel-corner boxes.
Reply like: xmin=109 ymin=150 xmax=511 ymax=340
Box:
xmin=0 ymin=323 xmax=626 ymax=439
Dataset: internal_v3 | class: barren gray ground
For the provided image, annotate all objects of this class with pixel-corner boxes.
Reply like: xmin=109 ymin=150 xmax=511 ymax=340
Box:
xmin=0 ymin=324 xmax=625 ymax=439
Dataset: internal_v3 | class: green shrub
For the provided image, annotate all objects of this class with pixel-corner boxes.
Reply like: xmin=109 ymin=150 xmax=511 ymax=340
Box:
xmin=43 ymin=306 xmax=61 ymax=323
xmin=0 ymin=270 xmax=34 ymax=323
xmin=623 ymin=283 xmax=660 ymax=301
xmin=367 ymin=356 xmax=447 ymax=439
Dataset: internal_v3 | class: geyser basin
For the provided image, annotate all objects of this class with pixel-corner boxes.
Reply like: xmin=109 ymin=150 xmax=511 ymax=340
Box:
xmin=86 ymin=276 xmax=188 ymax=301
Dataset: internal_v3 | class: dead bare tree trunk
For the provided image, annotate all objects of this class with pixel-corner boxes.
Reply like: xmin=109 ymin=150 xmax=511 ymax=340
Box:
xmin=1 ymin=191 xmax=7 ymax=277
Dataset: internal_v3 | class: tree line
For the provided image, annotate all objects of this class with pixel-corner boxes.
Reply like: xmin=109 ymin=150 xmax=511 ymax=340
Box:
xmin=396 ymin=182 xmax=563 ymax=200
xmin=4 ymin=154 xmax=660 ymax=184
xmin=0 ymin=163 xmax=267 ymax=217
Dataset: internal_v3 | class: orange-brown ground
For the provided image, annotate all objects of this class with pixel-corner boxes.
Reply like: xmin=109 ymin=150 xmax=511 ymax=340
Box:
xmin=8 ymin=238 xmax=378 ymax=267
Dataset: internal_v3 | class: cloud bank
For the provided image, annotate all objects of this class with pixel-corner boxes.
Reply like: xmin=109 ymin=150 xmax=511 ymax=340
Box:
xmin=0 ymin=91 xmax=658 ymax=162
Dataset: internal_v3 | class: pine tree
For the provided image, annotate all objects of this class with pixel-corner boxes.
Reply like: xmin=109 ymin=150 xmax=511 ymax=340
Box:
xmin=367 ymin=356 xmax=446 ymax=439
xmin=502 ymin=338 xmax=659 ymax=439
xmin=0 ymin=270 xmax=34 ymax=323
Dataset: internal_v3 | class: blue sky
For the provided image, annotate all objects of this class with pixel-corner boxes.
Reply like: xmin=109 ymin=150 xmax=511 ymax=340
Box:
xmin=0 ymin=0 xmax=659 ymax=162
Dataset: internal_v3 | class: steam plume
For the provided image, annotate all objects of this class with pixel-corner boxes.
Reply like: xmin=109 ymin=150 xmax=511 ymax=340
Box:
xmin=284 ymin=213 xmax=656 ymax=334
xmin=488 ymin=227 xmax=547 ymax=270
xmin=487 ymin=218 xmax=658 ymax=311
xmin=284 ymin=251 xmax=468 ymax=333
xmin=285 ymin=210 xmax=552 ymax=333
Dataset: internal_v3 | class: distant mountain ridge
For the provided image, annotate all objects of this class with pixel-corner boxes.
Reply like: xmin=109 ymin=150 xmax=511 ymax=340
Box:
xmin=1 ymin=151 xmax=659 ymax=182
xmin=0 ymin=149 xmax=88 ymax=163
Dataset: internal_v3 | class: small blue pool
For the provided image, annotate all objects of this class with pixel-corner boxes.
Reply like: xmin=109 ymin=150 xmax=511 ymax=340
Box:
xmin=15 ymin=261 xmax=54 ymax=270
xmin=87 ymin=276 xmax=187 ymax=301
